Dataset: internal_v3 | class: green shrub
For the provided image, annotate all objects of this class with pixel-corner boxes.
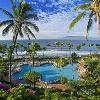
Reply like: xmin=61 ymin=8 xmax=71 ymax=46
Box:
xmin=58 ymin=76 xmax=68 ymax=84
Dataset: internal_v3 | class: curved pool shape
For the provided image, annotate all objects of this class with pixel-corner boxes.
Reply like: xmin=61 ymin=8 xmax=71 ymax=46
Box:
xmin=12 ymin=63 xmax=79 ymax=82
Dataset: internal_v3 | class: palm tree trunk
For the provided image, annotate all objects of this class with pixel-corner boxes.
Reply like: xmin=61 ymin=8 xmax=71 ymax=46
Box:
xmin=9 ymin=32 xmax=18 ymax=83
xmin=15 ymin=48 xmax=18 ymax=58
xmin=69 ymin=49 xmax=71 ymax=64
xmin=90 ymin=48 xmax=91 ymax=55
xmin=32 ymin=54 xmax=34 ymax=67
xmin=96 ymin=13 xmax=100 ymax=34
xmin=33 ymin=81 xmax=36 ymax=89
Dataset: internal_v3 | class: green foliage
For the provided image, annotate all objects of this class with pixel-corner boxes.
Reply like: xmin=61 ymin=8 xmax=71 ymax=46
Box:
xmin=66 ymin=42 xmax=73 ymax=50
xmin=55 ymin=57 xmax=68 ymax=69
xmin=96 ymin=44 xmax=100 ymax=49
xmin=24 ymin=70 xmax=41 ymax=87
xmin=85 ymin=59 xmax=100 ymax=81
xmin=0 ymin=66 xmax=6 ymax=72
xmin=54 ymin=41 xmax=64 ymax=47
xmin=69 ymin=0 xmax=99 ymax=38
xmin=26 ymin=42 xmax=41 ymax=56
xmin=0 ymin=44 xmax=7 ymax=54
xmin=0 ymin=89 xmax=6 ymax=99
xmin=76 ymin=44 xmax=81 ymax=51
xmin=44 ymin=90 xmax=51 ymax=100
xmin=89 ymin=42 xmax=94 ymax=47
xmin=69 ymin=12 xmax=86 ymax=31
xmin=58 ymin=76 xmax=68 ymax=84
xmin=0 ymin=0 xmax=39 ymax=83
xmin=31 ymin=42 xmax=41 ymax=51
xmin=0 ymin=85 xmax=38 ymax=100
xmin=82 ymin=42 xmax=86 ymax=46
xmin=73 ymin=3 xmax=91 ymax=11
xmin=71 ymin=52 xmax=78 ymax=62
xmin=51 ymin=92 xmax=62 ymax=100
xmin=86 ymin=12 xmax=94 ymax=37
xmin=7 ymin=85 xmax=25 ymax=100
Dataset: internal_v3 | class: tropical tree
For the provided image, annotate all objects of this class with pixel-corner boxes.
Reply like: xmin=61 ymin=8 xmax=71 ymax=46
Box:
xmin=89 ymin=42 xmax=94 ymax=55
xmin=0 ymin=44 xmax=7 ymax=56
xmin=42 ymin=47 xmax=47 ymax=57
xmin=66 ymin=42 xmax=73 ymax=63
xmin=54 ymin=41 xmax=64 ymax=51
xmin=82 ymin=42 xmax=86 ymax=47
xmin=0 ymin=0 xmax=39 ymax=83
xmin=47 ymin=43 xmax=51 ymax=47
xmin=27 ymin=42 xmax=31 ymax=48
xmin=76 ymin=44 xmax=81 ymax=51
xmin=69 ymin=0 xmax=100 ymax=38
xmin=6 ymin=85 xmax=38 ymax=100
xmin=24 ymin=70 xmax=41 ymax=88
xmin=26 ymin=43 xmax=41 ymax=66
xmin=96 ymin=44 xmax=100 ymax=51
xmin=55 ymin=57 xmax=65 ymax=70
xmin=71 ymin=52 xmax=78 ymax=63
xmin=14 ymin=43 xmax=21 ymax=58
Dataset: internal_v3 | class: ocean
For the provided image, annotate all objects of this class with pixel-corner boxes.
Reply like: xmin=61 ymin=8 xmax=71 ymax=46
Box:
xmin=0 ymin=39 xmax=100 ymax=52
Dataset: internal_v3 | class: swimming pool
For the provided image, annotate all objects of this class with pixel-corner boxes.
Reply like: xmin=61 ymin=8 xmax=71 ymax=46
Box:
xmin=12 ymin=63 xmax=79 ymax=82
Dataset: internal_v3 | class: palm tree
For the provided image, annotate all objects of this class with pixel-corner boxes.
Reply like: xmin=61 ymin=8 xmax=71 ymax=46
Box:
xmin=0 ymin=0 xmax=39 ymax=83
xmin=69 ymin=0 xmax=100 ymax=38
xmin=27 ymin=43 xmax=31 ymax=48
xmin=89 ymin=42 xmax=94 ymax=55
xmin=76 ymin=44 xmax=81 ymax=51
xmin=0 ymin=44 xmax=7 ymax=57
xmin=42 ymin=47 xmax=47 ymax=57
xmin=55 ymin=57 xmax=65 ymax=70
xmin=82 ymin=42 xmax=86 ymax=47
xmin=55 ymin=41 xmax=64 ymax=57
xmin=66 ymin=42 xmax=73 ymax=57
xmin=55 ymin=41 xmax=64 ymax=51
xmin=26 ymin=43 xmax=41 ymax=67
xmin=14 ymin=43 xmax=21 ymax=58
xmin=66 ymin=42 xmax=73 ymax=64
xmin=96 ymin=44 xmax=100 ymax=52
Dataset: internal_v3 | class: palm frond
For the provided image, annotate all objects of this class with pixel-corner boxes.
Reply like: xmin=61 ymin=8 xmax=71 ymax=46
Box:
xmin=2 ymin=23 xmax=14 ymax=36
xmin=0 ymin=8 xmax=14 ymax=18
xmin=24 ymin=14 xmax=38 ymax=20
xmin=69 ymin=12 xmax=86 ymax=31
xmin=73 ymin=4 xmax=91 ymax=11
xmin=19 ymin=0 xmax=23 ymax=13
xmin=24 ymin=21 xmax=39 ymax=32
xmin=86 ymin=12 xmax=94 ymax=39
xmin=0 ymin=20 xmax=13 ymax=27
xmin=18 ymin=27 xmax=24 ymax=38
xmin=25 ymin=26 xmax=36 ymax=39
xmin=10 ymin=0 xmax=16 ymax=11
xmin=22 ymin=26 xmax=31 ymax=40
xmin=20 ymin=2 xmax=33 ymax=17
xmin=19 ymin=31 xmax=24 ymax=37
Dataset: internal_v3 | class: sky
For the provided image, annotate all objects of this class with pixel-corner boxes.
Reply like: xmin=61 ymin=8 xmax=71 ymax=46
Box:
xmin=0 ymin=0 xmax=100 ymax=40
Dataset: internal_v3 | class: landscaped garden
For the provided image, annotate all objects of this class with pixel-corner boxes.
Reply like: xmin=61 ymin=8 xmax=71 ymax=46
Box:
xmin=0 ymin=0 xmax=100 ymax=100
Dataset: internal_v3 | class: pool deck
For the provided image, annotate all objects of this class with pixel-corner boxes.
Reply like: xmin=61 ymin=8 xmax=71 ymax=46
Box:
xmin=12 ymin=79 xmax=66 ymax=91
xmin=36 ymin=81 xmax=66 ymax=91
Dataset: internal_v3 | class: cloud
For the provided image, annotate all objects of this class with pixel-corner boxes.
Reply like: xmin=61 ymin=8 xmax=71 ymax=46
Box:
xmin=0 ymin=0 xmax=100 ymax=40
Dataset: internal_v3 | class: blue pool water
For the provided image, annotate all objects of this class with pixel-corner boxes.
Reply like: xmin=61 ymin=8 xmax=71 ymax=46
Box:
xmin=12 ymin=63 xmax=79 ymax=82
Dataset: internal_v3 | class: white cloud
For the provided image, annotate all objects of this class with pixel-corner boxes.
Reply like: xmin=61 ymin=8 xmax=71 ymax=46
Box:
xmin=1 ymin=12 xmax=100 ymax=40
